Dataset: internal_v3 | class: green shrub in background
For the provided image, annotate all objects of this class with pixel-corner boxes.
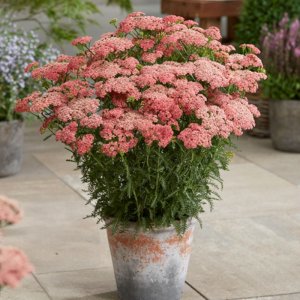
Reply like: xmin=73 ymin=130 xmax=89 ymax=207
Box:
xmin=0 ymin=0 xmax=132 ymax=44
xmin=236 ymin=0 xmax=300 ymax=45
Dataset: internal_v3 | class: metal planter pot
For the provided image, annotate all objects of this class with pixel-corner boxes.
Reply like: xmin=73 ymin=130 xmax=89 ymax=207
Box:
xmin=0 ymin=120 xmax=24 ymax=177
xmin=107 ymin=219 xmax=196 ymax=300
xmin=269 ymin=100 xmax=300 ymax=152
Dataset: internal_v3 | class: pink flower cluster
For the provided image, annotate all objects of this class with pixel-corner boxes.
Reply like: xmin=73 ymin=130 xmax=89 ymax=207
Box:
xmin=0 ymin=196 xmax=22 ymax=227
xmin=16 ymin=12 xmax=267 ymax=157
xmin=0 ymin=196 xmax=33 ymax=290
xmin=0 ymin=247 xmax=34 ymax=288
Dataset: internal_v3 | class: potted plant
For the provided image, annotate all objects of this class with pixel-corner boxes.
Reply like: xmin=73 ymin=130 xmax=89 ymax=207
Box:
xmin=0 ymin=20 xmax=58 ymax=177
xmin=235 ymin=0 xmax=300 ymax=138
xmin=261 ymin=14 xmax=300 ymax=152
xmin=16 ymin=13 xmax=266 ymax=300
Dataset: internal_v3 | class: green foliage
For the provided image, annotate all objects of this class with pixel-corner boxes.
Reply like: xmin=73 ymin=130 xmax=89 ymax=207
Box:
xmin=73 ymin=138 xmax=233 ymax=234
xmin=0 ymin=0 xmax=132 ymax=44
xmin=262 ymin=73 xmax=300 ymax=100
xmin=236 ymin=0 xmax=300 ymax=45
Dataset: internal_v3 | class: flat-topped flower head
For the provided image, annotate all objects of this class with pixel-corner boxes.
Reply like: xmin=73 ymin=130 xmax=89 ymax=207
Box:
xmin=71 ymin=36 xmax=92 ymax=46
xmin=0 ymin=246 xmax=34 ymax=288
xmin=0 ymin=196 xmax=22 ymax=227
xmin=15 ymin=12 xmax=266 ymax=158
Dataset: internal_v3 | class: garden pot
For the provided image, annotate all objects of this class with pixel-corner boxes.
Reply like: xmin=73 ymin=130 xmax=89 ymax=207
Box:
xmin=247 ymin=91 xmax=270 ymax=138
xmin=269 ymin=100 xmax=300 ymax=152
xmin=106 ymin=219 xmax=196 ymax=300
xmin=0 ymin=120 xmax=24 ymax=177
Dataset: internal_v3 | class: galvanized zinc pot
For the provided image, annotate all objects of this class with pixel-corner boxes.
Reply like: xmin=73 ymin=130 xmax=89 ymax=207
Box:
xmin=269 ymin=100 xmax=300 ymax=152
xmin=106 ymin=219 xmax=196 ymax=300
xmin=0 ymin=120 xmax=24 ymax=177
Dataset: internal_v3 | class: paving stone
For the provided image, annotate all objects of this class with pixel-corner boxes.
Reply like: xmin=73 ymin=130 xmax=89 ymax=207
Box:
xmin=0 ymin=153 xmax=54 ymax=184
xmin=34 ymin=152 xmax=88 ymax=199
xmin=0 ymin=274 xmax=50 ymax=300
xmin=198 ymin=161 xmax=300 ymax=222
xmin=187 ymin=216 xmax=300 ymax=300
xmin=235 ymin=136 xmax=300 ymax=186
xmin=1 ymin=178 xmax=112 ymax=274
xmin=37 ymin=267 xmax=204 ymax=300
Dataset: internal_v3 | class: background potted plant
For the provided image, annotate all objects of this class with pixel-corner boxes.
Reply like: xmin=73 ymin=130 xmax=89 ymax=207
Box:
xmin=0 ymin=20 xmax=58 ymax=177
xmin=235 ymin=0 xmax=300 ymax=138
xmin=16 ymin=12 xmax=266 ymax=300
xmin=261 ymin=14 xmax=300 ymax=152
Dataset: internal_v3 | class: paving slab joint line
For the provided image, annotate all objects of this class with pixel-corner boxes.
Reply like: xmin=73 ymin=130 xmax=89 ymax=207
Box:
xmin=185 ymin=280 xmax=210 ymax=300
xmin=36 ymin=267 xmax=104 ymax=276
xmin=226 ymin=290 xmax=300 ymax=300
xmin=33 ymin=153 xmax=87 ymax=201
xmin=32 ymin=272 xmax=53 ymax=300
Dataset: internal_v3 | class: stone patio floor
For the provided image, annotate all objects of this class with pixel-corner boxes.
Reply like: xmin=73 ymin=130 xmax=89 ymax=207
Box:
xmin=1 ymin=120 xmax=300 ymax=300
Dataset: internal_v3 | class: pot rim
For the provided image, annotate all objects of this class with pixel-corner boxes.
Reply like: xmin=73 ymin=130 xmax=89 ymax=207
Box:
xmin=105 ymin=217 xmax=197 ymax=233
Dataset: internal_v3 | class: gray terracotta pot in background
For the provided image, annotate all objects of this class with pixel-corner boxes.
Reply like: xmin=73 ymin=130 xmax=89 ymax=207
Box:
xmin=106 ymin=219 xmax=196 ymax=300
xmin=269 ymin=100 xmax=300 ymax=152
xmin=0 ymin=120 xmax=24 ymax=177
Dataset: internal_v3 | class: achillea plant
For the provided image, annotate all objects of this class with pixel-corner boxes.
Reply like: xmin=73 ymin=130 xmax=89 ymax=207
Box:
xmin=0 ymin=246 xmax=33 ymax=289
xmin=16 ymin=13 xmax=266 ymax=233
xmin=261 ymin=14 xmax=300 ymax=100
xmin=0 ymin=196 xmax=22 ymax=227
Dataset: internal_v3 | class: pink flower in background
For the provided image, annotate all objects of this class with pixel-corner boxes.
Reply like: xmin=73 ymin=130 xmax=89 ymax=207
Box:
xmin=0 ymin=246 xmax=33 ymax=288
xmin=294 ymin=47 xmax=300 ymax=57
xmin=0 ymin=196 xmax=22 ymax=227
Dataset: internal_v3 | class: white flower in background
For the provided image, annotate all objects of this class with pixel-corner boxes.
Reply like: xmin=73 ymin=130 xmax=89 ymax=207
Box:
xmin=0 ymin=19 xmax=59 ymax=121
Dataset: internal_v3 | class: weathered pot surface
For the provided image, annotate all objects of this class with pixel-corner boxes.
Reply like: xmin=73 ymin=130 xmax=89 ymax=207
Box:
xmin=269 ymin=100 xmax=300 ymax=152
xmin=106 ymin=219 xmax=196 ymax=300
xmin=0 ymin=120 xmax=24 ymax=177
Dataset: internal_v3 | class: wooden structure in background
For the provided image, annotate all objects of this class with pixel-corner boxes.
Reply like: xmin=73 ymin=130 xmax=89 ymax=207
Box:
xmin=161 ymin=0 xmax=244 ymax=41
